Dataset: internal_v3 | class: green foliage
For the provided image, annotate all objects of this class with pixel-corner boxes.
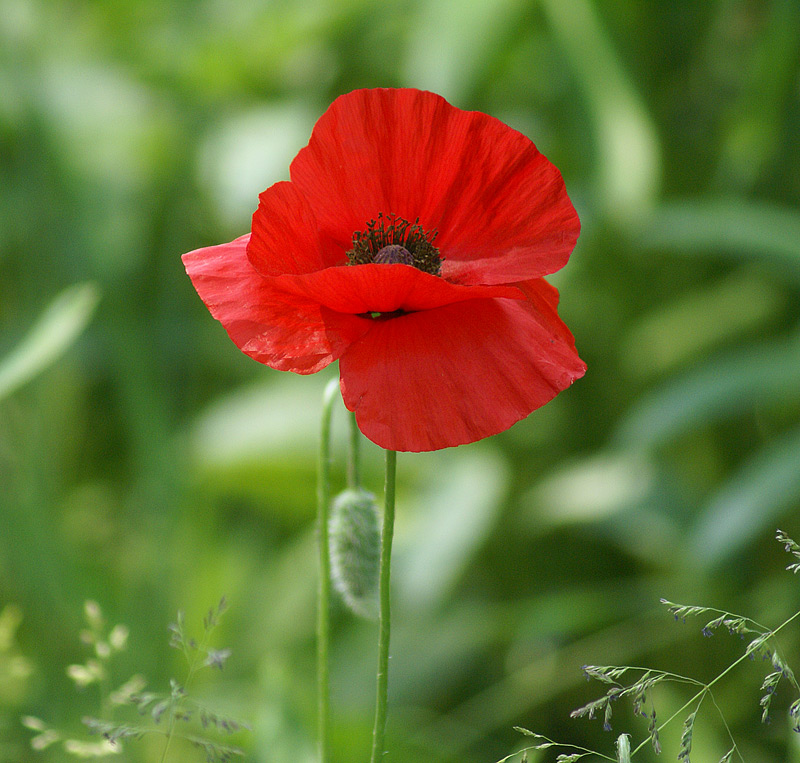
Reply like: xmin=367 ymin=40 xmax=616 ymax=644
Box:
xmin=2 ymin=0 xmax=800 ymax=761
xmin=21 ymin=600 xmax=246 ymax=762
xmin=0 ymin=283 xmax=99 ymax=402
xmin=511 ymin=532 xmax=800 ymax=762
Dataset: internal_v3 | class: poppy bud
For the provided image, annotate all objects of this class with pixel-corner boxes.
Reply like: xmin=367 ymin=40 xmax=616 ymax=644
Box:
xmin=329 ymin=488 xmax=380 ymax=619
xmin=616 ymin=734 xmax=631 ymax=763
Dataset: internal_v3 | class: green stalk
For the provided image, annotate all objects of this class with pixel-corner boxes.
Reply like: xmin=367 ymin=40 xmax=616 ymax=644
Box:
xmin=347 ymin=412 xmax=361 ymax=489
xmin=370 ymin=449 xmax=397 ymax=763
xmin=317 ymin=378 xmax=339 ymax=763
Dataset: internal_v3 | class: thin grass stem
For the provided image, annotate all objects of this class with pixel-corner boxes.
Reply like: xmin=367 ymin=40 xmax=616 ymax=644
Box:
xmin=630 ymin=608 xmax=800 ymax=758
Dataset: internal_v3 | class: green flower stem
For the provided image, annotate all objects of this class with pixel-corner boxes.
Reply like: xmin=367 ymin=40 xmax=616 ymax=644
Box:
xmin=347 ymin=412 xmax=361 ymax=489
xmin=317 ymin=378 xmax=339 ymax=763
xmin=370 ymin=449 xmax=397 ymax=763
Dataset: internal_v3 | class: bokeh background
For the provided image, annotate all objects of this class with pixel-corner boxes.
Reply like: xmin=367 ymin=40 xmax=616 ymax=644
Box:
xmin=2 ymin=0 xmax=800 ymax=760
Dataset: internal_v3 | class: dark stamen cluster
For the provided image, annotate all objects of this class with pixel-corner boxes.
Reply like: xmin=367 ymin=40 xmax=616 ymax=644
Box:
xmin=346 ymin=214 xmax=442 ymax=275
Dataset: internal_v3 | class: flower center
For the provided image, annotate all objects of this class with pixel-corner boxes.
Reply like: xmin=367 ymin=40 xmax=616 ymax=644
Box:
xmin=373 ymin=244 xmax=413 ymax=265
xmin=346 ymin=213 xmax=441 ymax=276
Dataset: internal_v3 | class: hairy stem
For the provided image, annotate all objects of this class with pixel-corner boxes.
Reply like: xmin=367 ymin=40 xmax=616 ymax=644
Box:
xmin=317 ymin=378 xmax=339 ymax=763
xmin=347 ymin=412 xmax=361 ymax=489
xmin=370 ymin=449 xmax=397 ymax=763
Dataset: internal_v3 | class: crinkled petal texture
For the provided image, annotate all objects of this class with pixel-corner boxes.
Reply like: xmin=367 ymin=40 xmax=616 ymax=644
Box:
xmin=182 ymin=236 xmax=370 ymax=373
xmin=183 ymin=88 xmax=586 ymax=452
xmin=288 ymin=88 xmax=580 ymax=285
xmin=340 ymin=279 xmax=586 ymax=451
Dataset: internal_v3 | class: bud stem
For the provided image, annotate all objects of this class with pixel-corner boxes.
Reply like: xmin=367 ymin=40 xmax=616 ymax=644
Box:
xmin=347 ymin=412 xmax=361 ymax=489
xmin=317 ymin=378 xmax=339 ymax=763
xmin=370 ymin=449 xmax=397 ymax=763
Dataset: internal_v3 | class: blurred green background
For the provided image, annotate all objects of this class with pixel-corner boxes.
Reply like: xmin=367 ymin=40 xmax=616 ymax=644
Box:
xmin=2 ymin=0 xmax=800 ymax=760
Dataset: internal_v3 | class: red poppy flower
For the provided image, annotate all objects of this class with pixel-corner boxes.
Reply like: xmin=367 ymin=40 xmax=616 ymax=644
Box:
xmin=183 ymin=88 xmax=585 ymax=452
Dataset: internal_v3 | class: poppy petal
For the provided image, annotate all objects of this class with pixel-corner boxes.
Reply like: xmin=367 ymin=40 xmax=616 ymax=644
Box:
xmin=271 ymin=264 xmax=523 ymax=316
xmin=290 ymin=88 xmax=579 ymax=286
xmin=247 ymin=181 xmax=340 ymax=277
xmin=182 ymin=235 xmax=370 ymax=373
xmin=338 ymin=279 xmax=586 ymax=452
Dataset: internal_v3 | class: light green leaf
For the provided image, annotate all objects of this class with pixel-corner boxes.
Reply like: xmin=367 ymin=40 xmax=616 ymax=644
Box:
xmin=717 ymin=1 xmax=800 ymax=189
xmin=0 ymin=282 xmax=100 ymax=401
xmin=620 ymin=269 xmax=784 ymax=380
xmin=690 ymin=427 xmax=800 ymax=566
xmin=636 ymin=199 xmax=800 ymax=278
xmin=614 ymin=333 xmax=800 ymax=450
xmin=199 ymin=103 xmax=315 ymax=230
xmin=540 ymin=0 xmax=661 ymax=220
xmin=187 ymin=372 xmax=384 ymax=520
xmin=404 ymin=0 xmax=524 ymax=100
xmin=528 ymin=453 xmax=655 ymax=525
xmin=394 ymin=448 xmax=508 ymax=610
xmin=190 ymin=374 xmax=332 ymax=464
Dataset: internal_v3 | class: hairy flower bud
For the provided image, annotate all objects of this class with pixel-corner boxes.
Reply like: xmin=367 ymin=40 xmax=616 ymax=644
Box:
xmin=616 ymin=733 xmax=631 ymax=763
xmin=328 ymin=488 xmax=380 ymax=619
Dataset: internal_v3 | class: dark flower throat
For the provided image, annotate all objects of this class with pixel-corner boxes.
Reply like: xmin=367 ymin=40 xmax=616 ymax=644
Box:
xmin=346 ymin=214 xmax=441 ymax=276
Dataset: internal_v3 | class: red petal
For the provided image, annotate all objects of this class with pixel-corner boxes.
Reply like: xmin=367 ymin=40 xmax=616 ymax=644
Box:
xmin=338 ymin=279 xmax=586 ymax=451
xmin=290 ymin=88 xmax=579 ymax=286
xmin=247 ymin=181 xmax=339 ymax=277
xmin=182 ymin=235 xmax=370 ymax=373
xmin=271 ymin=264 xmax=523 ymax=315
